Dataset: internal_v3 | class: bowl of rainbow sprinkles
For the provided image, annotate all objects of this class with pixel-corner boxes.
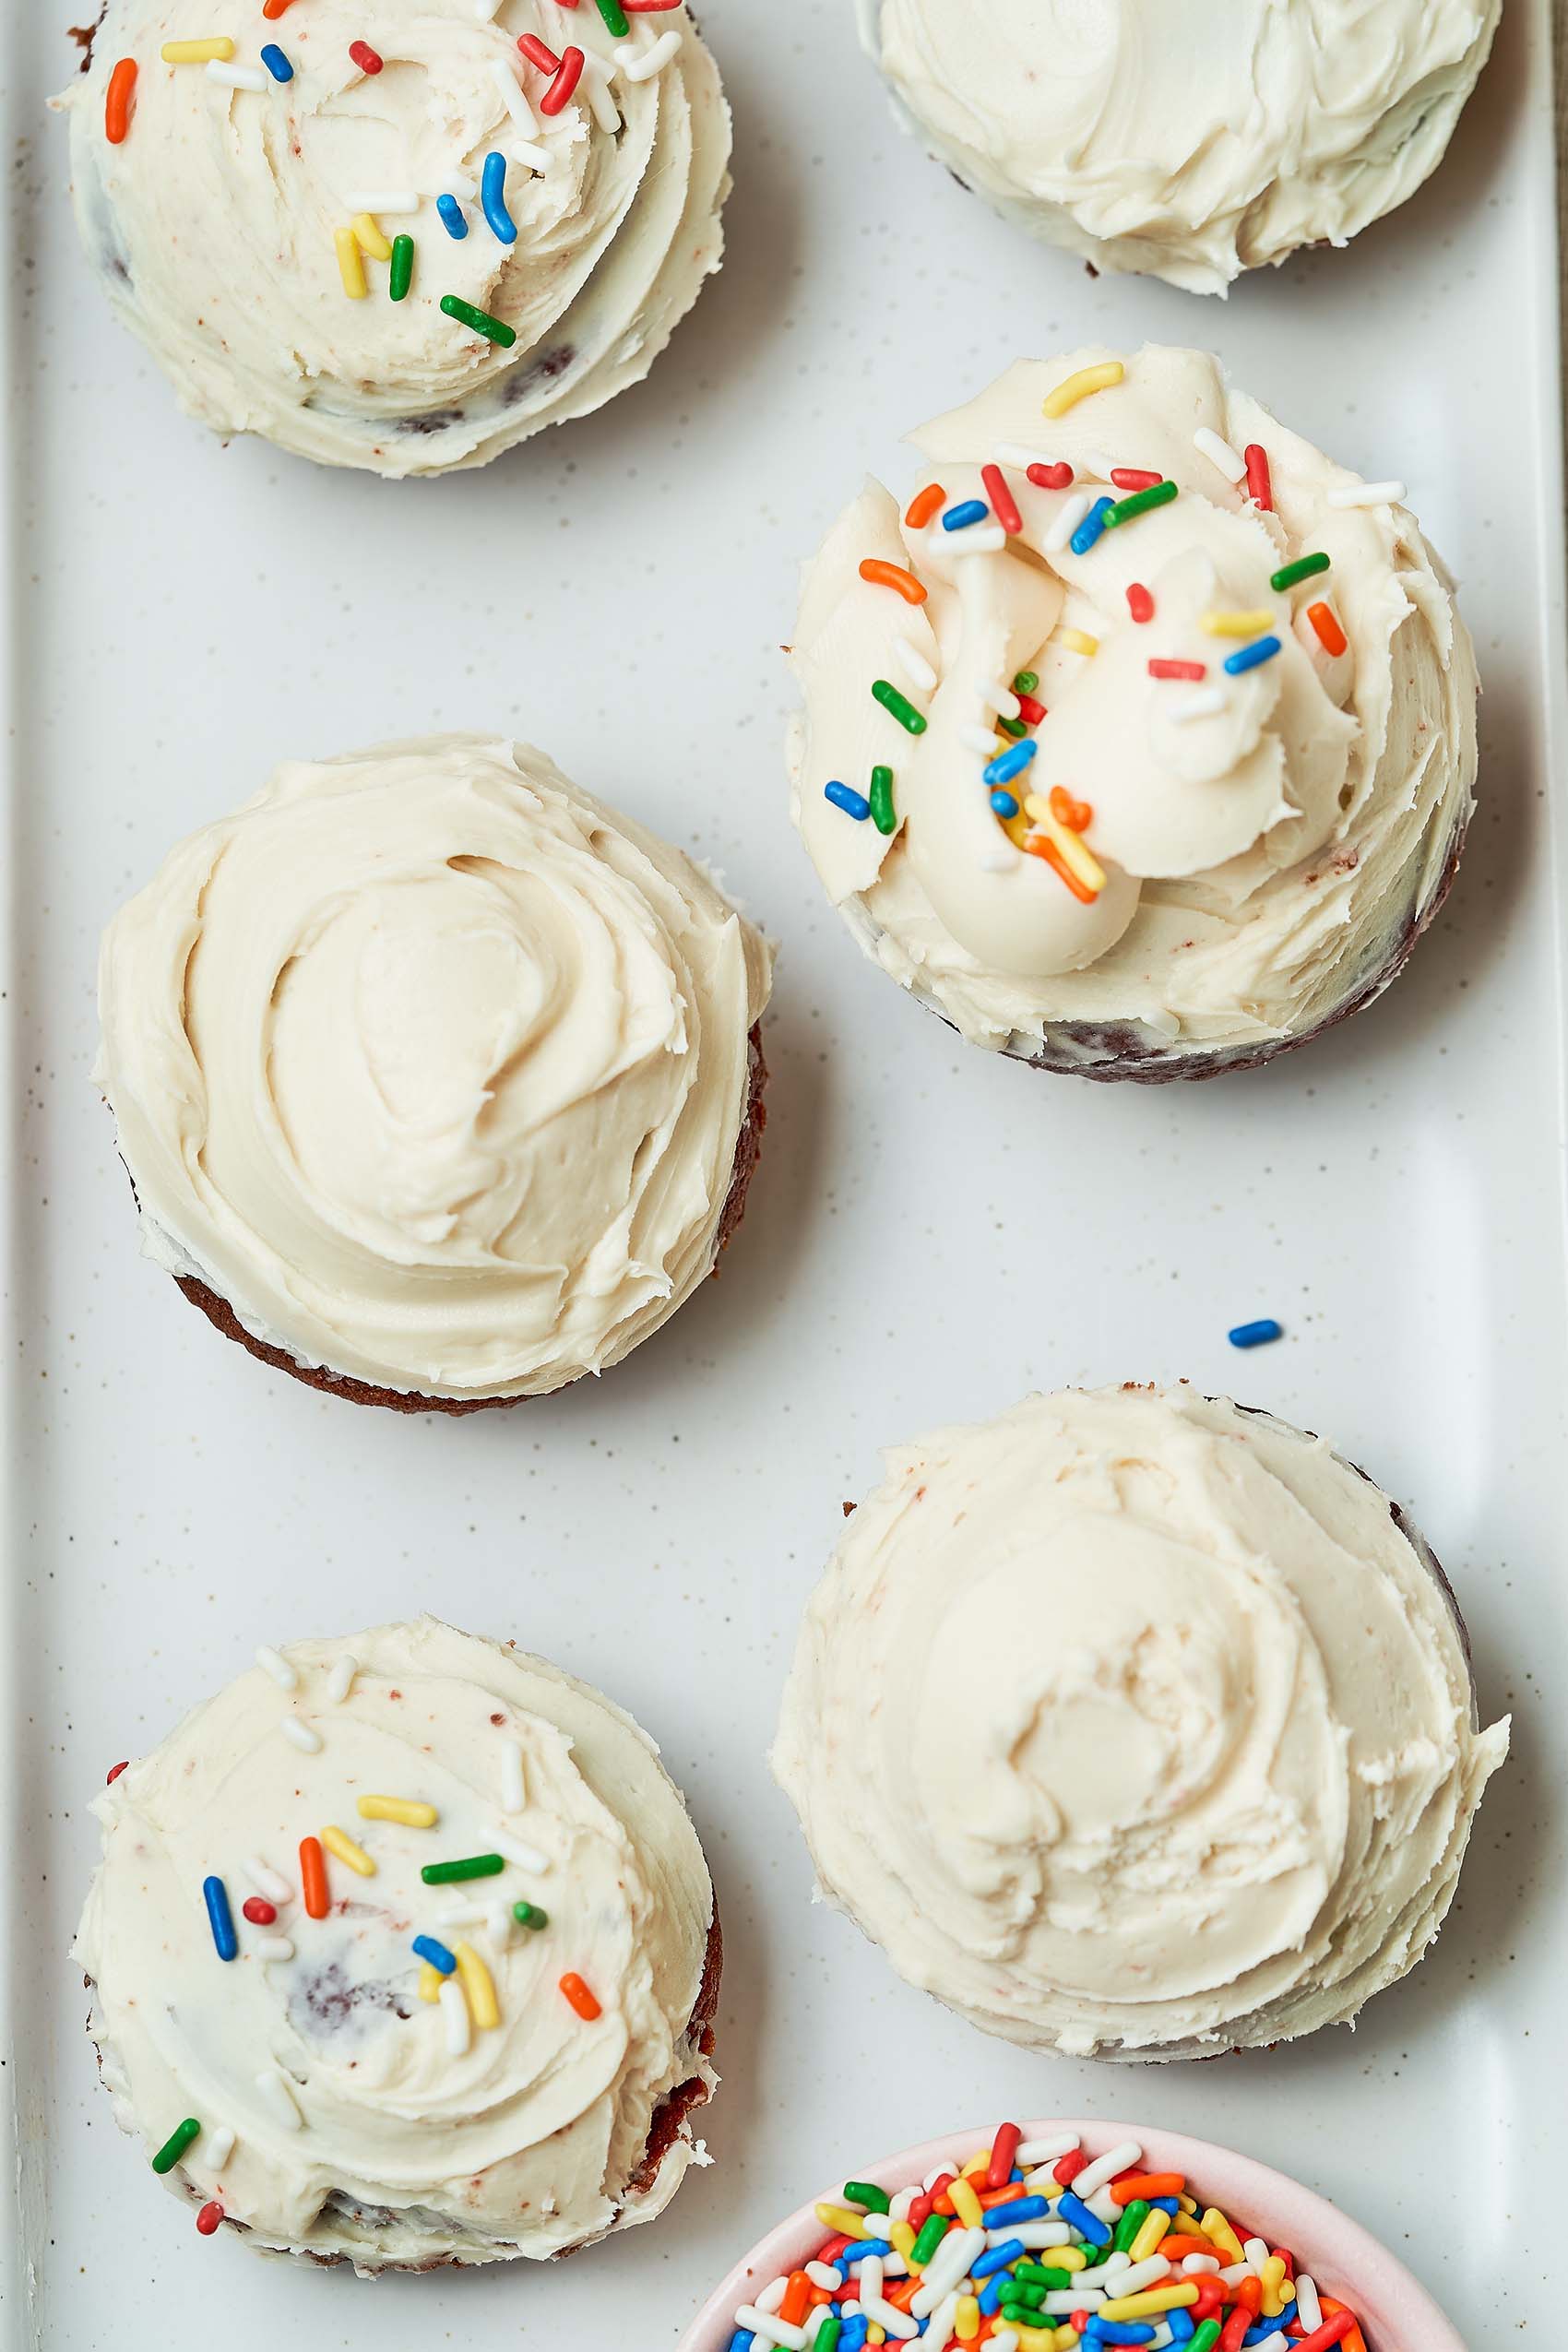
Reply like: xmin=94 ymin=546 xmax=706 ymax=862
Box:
xmin=679 ymin=2120 xmax=1464 ymax=2352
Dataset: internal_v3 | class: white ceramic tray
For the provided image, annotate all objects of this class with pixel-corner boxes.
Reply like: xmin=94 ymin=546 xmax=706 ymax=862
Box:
xmin=3 ymin=2 xmax=1565 ymax=2346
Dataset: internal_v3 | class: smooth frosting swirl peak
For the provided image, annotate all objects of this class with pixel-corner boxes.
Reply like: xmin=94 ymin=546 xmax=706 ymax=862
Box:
xmin=773 ymin=1386 xmax=1508 ymax=2061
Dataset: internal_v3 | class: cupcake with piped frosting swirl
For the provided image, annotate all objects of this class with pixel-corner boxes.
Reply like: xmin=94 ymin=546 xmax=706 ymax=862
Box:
xmin=788 ymin=344 xmax=1476 ymax=1077
xmin=59 ymin=0 xmax=730 ymax=475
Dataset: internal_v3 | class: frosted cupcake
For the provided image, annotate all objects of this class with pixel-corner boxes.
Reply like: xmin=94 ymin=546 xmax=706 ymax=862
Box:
xmin=773 ymin=1385 xmax=1508 ymax=2061
xmin=855 ymin=0 xmax=1500 ymax=295
xmin=77 ymin=1618 xmax=721 ymax=2268
xmin=97 ymin=734 xmax=772 ymax=1409
xmin=61 ymin=1 xmax=730 ymax=475
xmin=789 ymin=345 xmax=1476 ymax=1077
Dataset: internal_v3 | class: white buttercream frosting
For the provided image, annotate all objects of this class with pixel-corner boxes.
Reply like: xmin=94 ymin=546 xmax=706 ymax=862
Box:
xmin=76 ymin=1618 xmax=719 ymax=2269
xmin=60 ymin=0 xmax=730 ymax=475
xmin=788 ymin=345 xmax=1476 ymax=1063
xmin=773 ymin=1385 xmax=1508 ymax=2061
xmin=97 ymin=733 xmax=772 ymax=1400
xmin=857 ymin=0 xmax=1500 ymax=295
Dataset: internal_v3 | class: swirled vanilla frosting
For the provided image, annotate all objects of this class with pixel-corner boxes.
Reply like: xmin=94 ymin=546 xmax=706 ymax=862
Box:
xmin=788 ymin=345 xmax=1477 ymax=1065
xmin=59 ymin=0 xmax=730 ymax=475
xmin=97 ymin=733 xmax=772 ymax=1401
xmin=773 ymin=1386 xmax=1508 ymax=2061
xmin=856 ymin=0 xmax=1499 ymax=295
xmin=77 ymin=1618 xmax=719 ymax=2268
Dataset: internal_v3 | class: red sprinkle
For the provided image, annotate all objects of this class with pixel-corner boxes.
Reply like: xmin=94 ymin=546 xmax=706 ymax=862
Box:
xmin=623 ymin=1 xmax=685 ymax=8
xmin=349 ymin=40 xmax=384 ymax=73
xmin=1306 ymin=600 xmax=1348 ymax=658
xmin=1054 ymin=2149 xmax=1088 ymax=2187
xmin=1293 ymin=2322 xmax=1355 ymax=2352
xmin=1016 ymin=692 xmax=1046 ymax=726
xmin=1027 ymin=461 xmax=1074 ymax=492
xmin=540 ymin=46 xmax=585 ymax=110
xmin=106 ymin=1761 xmax=129 ymax=1784
xmin=1070 ymin=2314 xmax=1091 ymax=2337
xmin=1148 ymin=658 xmax=1206 ymax=681
xmin=1243 ymin=443 xmax=1273 ymax=511
xmin=196 ymin=2203 xmax=223 ymax=2236
xmin=986 ymin=2122 xmax=1022 ymax=2189
xmin=1126 ymin=582 xmax=1155 ymax=624
xmin=105 ymin=58 xmax=137 ymax=145
xmin=981 ymin=465 xmax=1022 ymax=536
xmin=517 ymin=32 xmax=562 ymax=69
xmin=242 ymin=1896 xmax=277 ymax=1926
xmin=1110 ymin=468 xmax=1161 ymax=492
xmin=1218 ymin=2308 xmax=1251 ymax=2352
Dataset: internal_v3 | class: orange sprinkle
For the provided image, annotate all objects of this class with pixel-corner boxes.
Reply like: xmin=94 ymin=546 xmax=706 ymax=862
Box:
xmin=261 ymin=0 xmax=298 ymax=14
xmin=1156 ymin=2237 xmax=1214 ymax=2260
xmin=1025 ymin=833 xmax=1096 ymax=904
xmin=1235 ymin=2279 xmax=1264 ymax=2318
xmin=885 ymin=2277 xmax=922 ymax=2315
xmin=904 ymin=482 xmax=945 ymax=530
xmin=1049 ymin=786 xmax=1093 ymax=834
xmin=780 ymin=2274 xmax=812 ymax=2328
xmin=560 ymin=1971 xmax=601 ymax=2021
xmin=859 ymin=557 xmax=927 ymax=606
xmin=1321 ymin=2299 xmax=1369 ymax=2352
xmin=299 ymin=1835 xmax=328 ymax=1920
xmin=1110 ymin=2173 xmax=1184 ymax=2206
xmin=105 ymin=58 xmax=137 ymax=143
xmin=1306 ymin=600 xmax=1348 ymax=657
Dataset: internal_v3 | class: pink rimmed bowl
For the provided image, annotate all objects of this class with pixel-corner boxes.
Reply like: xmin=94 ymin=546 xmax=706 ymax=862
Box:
xmin=675 ymin=2121 xmax=1463 ymax=2352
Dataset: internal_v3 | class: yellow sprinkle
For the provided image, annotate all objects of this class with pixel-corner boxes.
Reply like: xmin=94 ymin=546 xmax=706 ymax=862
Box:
xmin=1259 ymin=2256 xmax=1289 ymax=2318
xmin=815 ymin=2204 xmax=868 ymax=2237
xmin=1052 ymin=2247 xmax=1088 ymax=2273
xmin=1099 ymin=2286 xmax=1201 ymax=2322
xmin=160 ymin=36 xmax=234 ymax=61
xmin=1054 ymin=627 xmax=1099 ymax=658
xmin=889 ymin=2219 xmax=917 ymax=2263
xmin=357 ymin=1795 xmax=438 ymax=1828
xmin=867 ymin=2333 xmax=885 ymax=2348
xmin=351 ymin=211 xmax=393 ymax=262
xmin=948 ymin=2176 xmax=984 ymax=2230
xmin=955 ymin=2297 xmax=980 ymax=2342
xmin=961 ymin=2151 xmax=991 ymax=2179
xmin=1200 ymin=2207 xmax=1246 ymax=2264
xmin=1056 ymin=2334 xmax=1080 ymax=2352
xmin=335 ymin=228 xmax=368 ymax=300
xmin=1201 ymin=609 xmax=1276 ymax=637
xmin=1014 ymin=2332 xmax=1058 ymax=2352
xmin=454 ymin=1940 xmax=500 ymax=2031
xmin=1042 ymin=360 xmax=1124 ymax=419
xmin=1178 ymin=2194 xmax=1199 ymax=2215
xmin=1024 ymin=795 xmax=1106 ymax=896
xmin=1130 ymin=2208 xmax=1171 ymax=2263
xmin=320 ymin=1823 xmax=375 ymax=1877
xmin=417 ymin=1961 xmax=443 ymax=2003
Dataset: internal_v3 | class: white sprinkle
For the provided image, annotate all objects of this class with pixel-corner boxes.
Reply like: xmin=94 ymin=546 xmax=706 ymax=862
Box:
xmin=805 ymin=2263 xmax=844 ymax=2291
xmin=996 ymin=444 xmax=1063 ymax=475
xmin=1243 ymin=2239 xmax=1270 ymax=2270
xmin=979 ymin=680 xmax=1022 ymax=720
xmin=887 ymin=2186 xmax=918 ymax=2226
xmin=949 ymin=524 xmax=1007 ymax=557
xmin=474 ymin=0 xmax=505 ymax=17
xmin=342 ymin=190 xmax=421 ymax=215
xmin=445 ymin=172 xmax=479 ymax=202
xmin=439 ymin=1978 xmax=471 ymax=2057
xmin=255 ymin=1937 xmax=294 ymax=1962
xmin=1219 ymin=2263 xmax=1255 ymax=2287
xmin=491 ymin=56 xmax=540 ymax=137
xmin=921 ymin=2297 xmax=962 ymax=2352
xmin=437 ymin=1900 xmax=490 ymax=1927
xmin=614 ymin=29 xmax=682 ymax=77
xmin=1295 ymin=2276 xmax=1324 ymax=2332
xmin=924 ymin=2159 xmax=962 ymax=2191
xmin=1087 ymin=2185 xmax=1123 ymax=2227
xmin=1044 ymin=2291 xmax=1106 ymax=2314
xmin=255 ymin=1646 xmax=297 ymax=1691
xmin=325 ymin=1655 xmax=357 ymax=1705
xmin=485 ymin=1901 xmax=514 ymax=1947
xmin=1182 ymin=2254 xmax=1221 ymax=2275
xmin=892 ymin=636 xmax=937 ymax=694
xmin=1045 ymin=490 xmax=1094 ymax=553
xmin=860 ymin=2257 xmax=884 ymax=2303
xmin=1016 ymin=2132 xmax=1080 ymax=2166
xmin=1081 ymin=2255 xmax=1168 ymax=2295
xmin=991 ymin=2337 xmax=1020 ymax=2352
xmin=1171 ymin=686 xmax=1227 ymax=722
xmin=511 ymin=138 xmax=551 ymax=171
xmin=1072 ymin=2143 xmax=1143 ymax=2200
xmin=204 ymin=2125 xmax=236 ymax=2170
xmin=804 ymin=2310 xmax=839 ymax=2347
xmin=497 ymin=1835 xmax=550 ymax=1875
xmin=1327 ymin=479 xmax=1406 ymax=507
xmin=1083 ymin=450 xmax=1119 ymax=481
xmin=254 ymin=2069 xmax=303 ymax=2132
xmin=862 ymin=2301 xmax=917 ymax=2342
xmin=243 ymin=1856 xmax=291 ymax=1905
xmin=500 ymin=1741 xmax=527 ymax=1815
xmin=992 ymin=2220 xmax=1070 ymax=2249
xmin=206 ymin=60 xmax=267 ymax=89
xmin=577 ymin=52 xmax=622 ymax=132
xmin=756 ymin=2275 xmax=790 ymax=2316
xmin=1194 ymin=425 xmax=1246 ymax=481
xmin=910 ymin=2227 xmax=986 ymax=2317
xmin=1249 ymin=2336 xmax=1289 ymax=2352
xmin=733 ymin=2311 xmax=807 ymax=2352
xmin=959 ymin=723 xmax=1000 ymax=754
xmin=278 ymin=1716 xmax=321 ymax=1754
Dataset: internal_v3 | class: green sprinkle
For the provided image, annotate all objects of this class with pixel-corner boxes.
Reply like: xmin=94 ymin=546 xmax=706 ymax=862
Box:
xmin=439 ymin=294 xmax=516 ymax=348
xmin=996 ymin=715 xmax=1026 ymax=739
xmin=1003 ymin=2281 xmax=1048 ymax=2309
xmin=512 ymin=1899 xmax=550 ymax=1930
xmin=816 ymin=2322 xmax=842 ymax=2352
xmin=1104 ymin=477 xmax=1179 ymax=529
xmin=1012 ymin=670 xmax=1039 ymax=695
xmin=1016 ymin=2267 xmax=1071 ymax=2290
xmin=868 ymin=766 xmax=897 ymax=836
xmin=871 ymin=678 xmax=927 ymax=735
xmin=151 ymin=2118 xmax=201 ymax=2174
xmin=1189 ymin=2325 xmax=1223 ymax=2352
xmin=1113 ymin=2197 xmax=1150 ymax=2251
xmin=388 ymin=233 xmax=413 ymax=303
xmin=909 ymin=2212 xmax=951 ymax=2265
xmin=593 ymin=0 xmax=630 ymax=30
xmin=422 ymin=1852 xmax=505 ymax=1884
xmin=1270 ymin=551 xmax=1331 ymax=592
xmin=844 ymin=2180 xmax=890 ymax=2215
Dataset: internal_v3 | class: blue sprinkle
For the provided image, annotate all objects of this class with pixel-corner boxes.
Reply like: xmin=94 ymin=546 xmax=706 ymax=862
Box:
xmin=437 ymin=193 xmax=469 ymax=240
xmin=1223 ymin=633 xmax=1282 ymax=676
xmin=977 ymin=2275 xmax=1006 ymax=2316
xmin=942 ymin=499 xmax=991 ymax=531
xmin=981 ymin=2197 xmax=1048 ymax=2227
xmin=481 ymin=150 xmax=517 ymax=244
xmin=990 ymin=790 xmax=1019 ymax=817
xmin=1149 ymin=2196 xmax=1181 ymax=2215
xmin=825 ymin=780 xmax=872 ymax=822
xmin=971 ymin=2239 xmax=1027 ymax=2279
xmin=1087 ymin=2328 xmax=1156 ymax=2346
xmin=411 ymin=1934 xmax=457 ymax=1974
xmin=202 ymin=1874 xmax=238 ymax=1963
xmin=1242 ymin=2328 xmax=1289 ymax=2346
xmin=839 ymin=2322 xmax=870 ymax=2352
xmin=726 ymin=2334 xmax=756 ymax=2352
xmin=259 ymin=42 xmax=292 ymax=80
xmin=1058 ymin=2190 xmax=1111 ymax=2246
xmin=1070 ymin=493 xmax=1115 ymax=555
xmin=1167 ymin=2314 xmax=1197 ymax=2344
xmin=1229 ymin=1317 xmax=1284 ymax=1348
xmin=839 ymin=2239 xmax=892 ymax=2264
xmin=982 ymin=737 xmax=1038 ymax=790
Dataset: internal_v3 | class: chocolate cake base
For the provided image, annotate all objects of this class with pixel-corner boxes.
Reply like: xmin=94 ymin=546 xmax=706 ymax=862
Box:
xmin=166 ymin=1025 xmax=768 ymax=1413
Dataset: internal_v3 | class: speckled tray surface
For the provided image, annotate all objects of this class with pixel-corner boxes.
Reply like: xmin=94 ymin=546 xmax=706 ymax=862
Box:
xmin=3 ymin=1 xmax=1567 ymax=2346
